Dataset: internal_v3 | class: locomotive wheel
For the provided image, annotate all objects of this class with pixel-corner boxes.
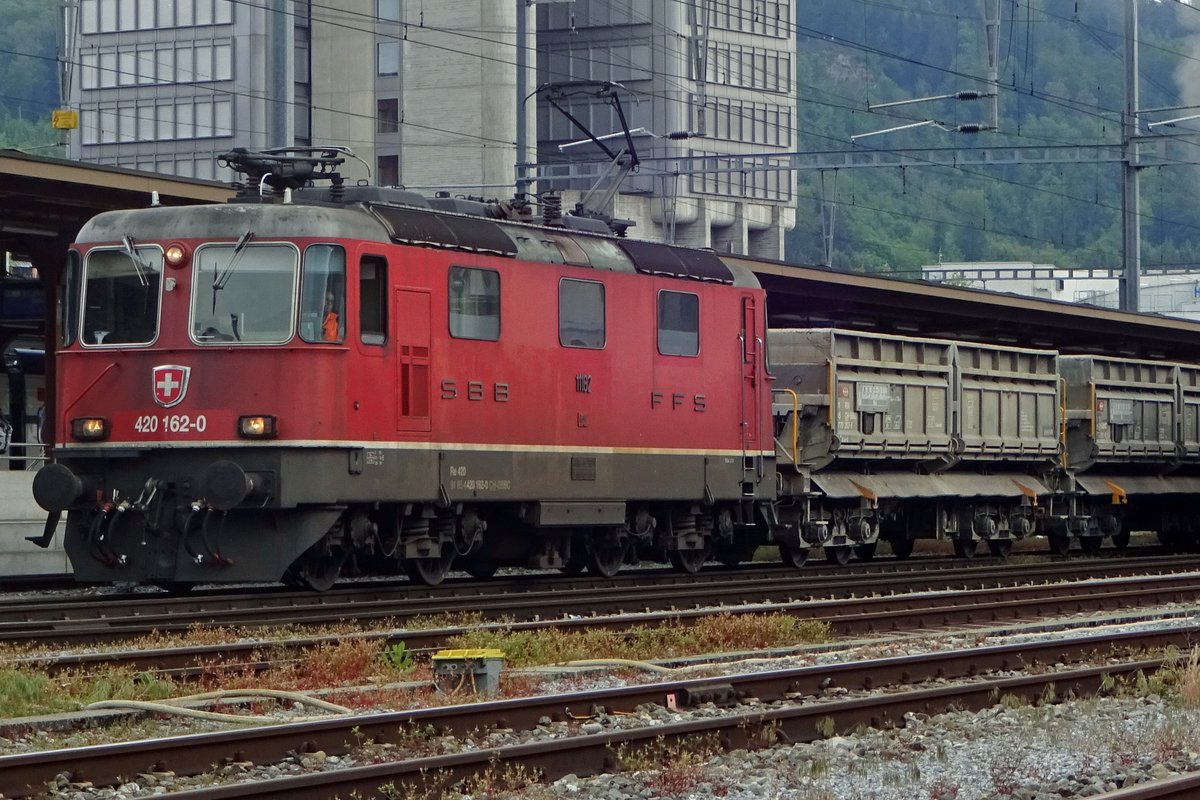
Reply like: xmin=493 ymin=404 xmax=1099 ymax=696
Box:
xmin=1079 ymin=537 xmax=1103 ymax=556
xmin=952 ymin=539 xmax=978 ymax=559
xmin=291 ymin=545 xmax=350 ymax=592
xmin=779 ymin=544 xmax=809 ymax=569
xmin=669 ymin=547 xmax=709 ymax=574
xmin=986 ymin=540 xmax=1013 ymax=559
xmin=404 ymin=545 xmax=455 ymax=586
xmin=1048 ymin=534 xmax=1071 ymax=556
xmin=887 ymin=536 xmax=915 ymax=560
xmin=824 ymin=546 xmax=851 ymax=566
xmin=1112 ymin=530 xmax=1131 ymax=549
xmin=853 ymin=542 xmax=878 ymax=561
xmin=587 ymin=541 xmax=628 ymax=579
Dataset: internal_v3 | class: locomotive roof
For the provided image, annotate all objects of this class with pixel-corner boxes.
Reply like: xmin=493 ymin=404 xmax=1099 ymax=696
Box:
xmin=74 ymin=196 xmax=761 ymax=289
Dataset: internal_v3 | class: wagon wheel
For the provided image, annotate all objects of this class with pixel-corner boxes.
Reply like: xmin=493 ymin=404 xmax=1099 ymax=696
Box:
xmin=853 ymin=541 xmax=878 ymax=561
xmin=952 ymin=539 xmax=978 ymax=559
xmin=1112 ymin=529 xmax=1131 ymax=549
xmin=779 ymin=543 xmax=809 ymax=569
xmin=1079 ymin=537 xmax=1103 ymax=556
xmin=1048 ymin=534 xmax=1071 ymax=556
xmin=404 ymin=544 xmax=456 ymax=586
xmin=669 ymin=547 xmax=709 ymax=574
xmin=986 ymin=539 xmax=1013 ymax=559
xmin=824 ymin=545 xmax=851 ymax=566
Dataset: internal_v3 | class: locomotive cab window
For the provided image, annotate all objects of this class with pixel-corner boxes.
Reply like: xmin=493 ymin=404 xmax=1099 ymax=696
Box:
xmin=657 ymin=290 xmax=699 ymax=357
xmin=191 ymin=241 xmax=298 ymax=345
xmin=360 ymin=255 xmax=388 ymax=345
xmin=300 ymin=245 xmax=346 ymax=343
xmin=449 ymin=266 xmax=500 ymax=341
xmin=559 ymin=278 xmax=605 ymax=349
xmin=61 ymin=249 xmax=81 ymax=347
xmin=81 ymin=245 xmax=164 ymax=346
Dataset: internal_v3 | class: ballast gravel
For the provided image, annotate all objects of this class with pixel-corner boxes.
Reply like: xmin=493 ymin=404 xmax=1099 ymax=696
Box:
xmin=34 ymin=695 xmax=1200 ymax=800
xmin=13 ymin=587 xmax=1200 ymax=799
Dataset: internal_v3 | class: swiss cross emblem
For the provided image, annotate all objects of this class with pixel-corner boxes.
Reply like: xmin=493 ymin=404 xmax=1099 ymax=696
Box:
xmin=152 ymin=365 xmax=191 ymax=408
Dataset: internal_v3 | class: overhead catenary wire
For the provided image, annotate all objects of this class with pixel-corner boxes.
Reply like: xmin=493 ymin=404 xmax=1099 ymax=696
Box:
xmin=5 ymin=0 xmax=1200 ymax=266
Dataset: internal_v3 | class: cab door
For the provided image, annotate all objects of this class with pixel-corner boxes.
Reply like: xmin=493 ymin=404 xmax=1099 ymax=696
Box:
xmin=740 ymin=294 xmax=763 ymax=454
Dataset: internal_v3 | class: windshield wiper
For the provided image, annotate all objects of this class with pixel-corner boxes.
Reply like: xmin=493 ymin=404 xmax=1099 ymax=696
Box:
xmin=210 ymin=230 xmax=255 ymax=314
xmin=121 ymin=235 xmax=150 ymax=287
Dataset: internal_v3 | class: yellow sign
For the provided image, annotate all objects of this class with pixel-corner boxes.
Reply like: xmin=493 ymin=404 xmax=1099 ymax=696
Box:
xmin=51 ymin=109 xmax=79 ymax=130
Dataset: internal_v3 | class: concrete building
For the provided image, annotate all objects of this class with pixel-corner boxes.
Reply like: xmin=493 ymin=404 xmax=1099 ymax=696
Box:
xmin=537 ymin=0 xmax=797 ymax=257
xmin=923 ymin=262 xmax=1200 ymax=321
xmin=66 ymin=0 xmax=304 ymax=180
xmin=65 ymin=0 xmax=797 ymax=255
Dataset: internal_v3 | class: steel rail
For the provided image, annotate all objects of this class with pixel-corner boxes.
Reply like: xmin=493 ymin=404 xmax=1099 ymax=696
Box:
xmin=16 ymin=571 xmax=1200 ymax=677
xmin=2 ymin=624 xmax=1190 ymax=800
xmin=3 ymin=558 xmax=1198 ymax=645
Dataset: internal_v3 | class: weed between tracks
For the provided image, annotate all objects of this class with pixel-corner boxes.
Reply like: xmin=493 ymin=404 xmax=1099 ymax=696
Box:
xmin=0 ymin=611 xmax=827 ymax=725
xmin=445 ymin=611 xmax=830 ymax=667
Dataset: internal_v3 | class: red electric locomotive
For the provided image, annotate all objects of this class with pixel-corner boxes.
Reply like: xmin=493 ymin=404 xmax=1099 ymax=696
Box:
xmin=31 ymin=148 xmax=777 ymax=589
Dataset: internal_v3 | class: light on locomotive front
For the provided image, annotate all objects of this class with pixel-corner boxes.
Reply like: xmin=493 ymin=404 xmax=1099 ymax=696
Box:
xmin=70 ymin=417 xmax=109 ymax=441
xmin=237 ymin=415 xmax=277 ymax=439
xmin=164 ymin=242 xmax=189 ymax=268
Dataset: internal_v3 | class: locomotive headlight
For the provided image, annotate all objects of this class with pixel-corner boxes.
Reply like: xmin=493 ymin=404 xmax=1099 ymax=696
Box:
xmin=71 ymin=417 xmax=109 ymax=441
xmin=238 ymin=415 xmax=277 ymax=439
xmin=164 ymin=242 xmax=189 ymax=269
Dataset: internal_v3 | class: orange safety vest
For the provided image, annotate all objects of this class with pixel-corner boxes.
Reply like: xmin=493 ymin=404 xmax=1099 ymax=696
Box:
xmin=322 ymin=311 xmax=339 ymax=341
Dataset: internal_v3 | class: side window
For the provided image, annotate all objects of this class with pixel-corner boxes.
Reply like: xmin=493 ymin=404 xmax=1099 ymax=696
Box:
xmin=360 ymin=255 xmax=388 ymax=345
xmin=559 ymin=278 xmax=605 ymax=349
xmin=61 ymin=249 xmax=81 ymax=346
xmin=299 ymin=244 xmax=345 ymax=343
xmin=657 ymin=290 xmax=699 ymax=357
xmin=449 ymin=266 xmax=500 ymax=341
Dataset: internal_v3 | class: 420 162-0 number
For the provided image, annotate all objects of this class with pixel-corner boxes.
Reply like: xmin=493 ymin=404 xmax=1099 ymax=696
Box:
xmin=133 ymin=414 xmax=208 ymax=434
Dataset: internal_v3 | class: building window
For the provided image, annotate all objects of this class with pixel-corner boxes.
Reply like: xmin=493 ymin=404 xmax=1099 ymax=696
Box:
xmin=657 ymin=290 xmax=699 ymax=357
xmin=377 ymin=154 xmax=398 ymax=186
xmin=559 ymin=279 xmax=605 ymax=349
xmin=378 ymin=0 xmax=400 ymax=21
xmin=378 ymin=41 xmax=399 ymax=76
xmin=449 ymin=266 xmax=499 ymax=341
xmin=377 ymin=98 xmax=399 ymax=133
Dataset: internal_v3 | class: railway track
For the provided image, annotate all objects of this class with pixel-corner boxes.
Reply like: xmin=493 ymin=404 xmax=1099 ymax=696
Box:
xmin=2 ymin=624 xmax=1193 ymax=800
xmin=13 ymin=563 xmax=1200 ymax=678
xmin=3 ymin=553 xmax=1197 ymax=640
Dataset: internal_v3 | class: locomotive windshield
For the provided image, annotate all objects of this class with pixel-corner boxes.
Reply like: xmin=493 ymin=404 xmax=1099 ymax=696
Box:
xmin=190 ymin=242 xmax=298 ymax=344
xmin=81 ymin=245 xmax=163 ymax=346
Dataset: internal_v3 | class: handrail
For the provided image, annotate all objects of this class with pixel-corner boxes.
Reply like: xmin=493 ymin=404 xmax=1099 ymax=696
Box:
xmin=0 ymin=442 xmax=48 ymax=470
xmin=781 ymin=387 xmax=799 ymax=466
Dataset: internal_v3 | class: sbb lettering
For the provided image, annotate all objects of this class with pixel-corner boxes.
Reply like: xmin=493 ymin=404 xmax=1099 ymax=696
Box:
xmin=441 ymin=379 xmax=511 ymax=403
